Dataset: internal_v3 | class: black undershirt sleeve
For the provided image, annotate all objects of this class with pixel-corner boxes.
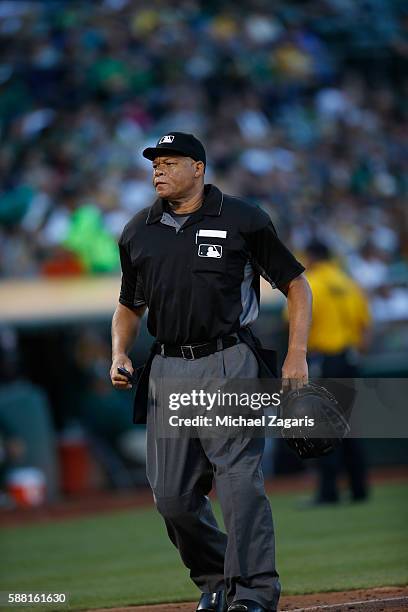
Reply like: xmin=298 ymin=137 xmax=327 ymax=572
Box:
xmin=244 ymin=217 xmax=305 ymax=291
xmin=118 ymin=242 xmax=146 ymax=308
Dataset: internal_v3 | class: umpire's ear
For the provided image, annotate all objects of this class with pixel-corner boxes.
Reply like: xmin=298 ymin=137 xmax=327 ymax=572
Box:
xmin=194 ymin=160 xmax=205 ymax=177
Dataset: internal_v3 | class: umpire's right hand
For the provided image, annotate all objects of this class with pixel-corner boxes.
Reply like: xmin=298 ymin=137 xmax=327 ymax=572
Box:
xmin=110 ymin=355 xmax=134 ymax=389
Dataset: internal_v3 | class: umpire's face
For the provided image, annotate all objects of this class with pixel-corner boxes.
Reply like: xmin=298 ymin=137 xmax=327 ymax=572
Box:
xmin=152 ymin=155 xmax=204 ymax=199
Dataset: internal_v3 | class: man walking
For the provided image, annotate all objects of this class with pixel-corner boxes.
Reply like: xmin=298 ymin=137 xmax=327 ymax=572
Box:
xmin=111 ymin=132 xmax=312 ymax=612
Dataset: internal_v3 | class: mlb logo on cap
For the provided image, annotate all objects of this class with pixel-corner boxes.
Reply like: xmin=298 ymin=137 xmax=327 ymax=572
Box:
xmin=159 ymin=135 xmax=175 ymax=144
xmin=143 ymin=131 xmax=206 ymax=165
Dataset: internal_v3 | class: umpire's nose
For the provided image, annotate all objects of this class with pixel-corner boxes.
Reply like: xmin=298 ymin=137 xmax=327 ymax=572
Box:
xmin=154 ymin=164 xmax=165 ymax=177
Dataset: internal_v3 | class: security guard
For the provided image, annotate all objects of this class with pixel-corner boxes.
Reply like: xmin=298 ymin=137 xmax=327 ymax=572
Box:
xmin=305 ymin=239 xmax=370 ymax=503
xmin=111 ymin=133 xmax=312 ymax=612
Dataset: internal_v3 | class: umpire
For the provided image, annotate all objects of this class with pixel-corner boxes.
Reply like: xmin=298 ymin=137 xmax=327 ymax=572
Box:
xmin=110 ymin=132 xmax=312 ymax=612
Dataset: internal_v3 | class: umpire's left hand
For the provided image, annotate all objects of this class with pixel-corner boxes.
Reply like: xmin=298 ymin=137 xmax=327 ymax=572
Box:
xmin=281 ymin=348 xmax=308 ymax=391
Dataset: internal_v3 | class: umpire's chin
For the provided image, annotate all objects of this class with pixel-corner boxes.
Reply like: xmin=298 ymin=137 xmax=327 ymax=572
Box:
xmin=154 ymin=181 xmax=170 ymax=197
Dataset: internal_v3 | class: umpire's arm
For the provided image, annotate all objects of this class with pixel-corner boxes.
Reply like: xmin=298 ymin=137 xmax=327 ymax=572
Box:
xmin=280 ymin=274 xmax=312 ymax=383
xmin=111 ymin=239 xmax=147 ymax=389
xmin=244 ymin=212 xmax=312 ymax=383
xmin=111 ymin=303 xmax=146 ymax=389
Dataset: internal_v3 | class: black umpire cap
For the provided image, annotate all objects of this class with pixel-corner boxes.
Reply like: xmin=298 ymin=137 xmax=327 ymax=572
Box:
xmin=143 ymin=132 xmax=206 ymax=166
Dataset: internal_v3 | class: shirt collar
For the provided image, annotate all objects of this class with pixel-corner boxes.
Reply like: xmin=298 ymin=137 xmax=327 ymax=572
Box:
xmin=146 ymin=184 xmax=223 ymax=225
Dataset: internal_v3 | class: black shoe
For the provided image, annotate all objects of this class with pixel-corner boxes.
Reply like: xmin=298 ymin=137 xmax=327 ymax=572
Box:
xmin=197 ymin=590 xmax=227 ymax=612
xmin=228 ymin=600 xmax=271 ymax=612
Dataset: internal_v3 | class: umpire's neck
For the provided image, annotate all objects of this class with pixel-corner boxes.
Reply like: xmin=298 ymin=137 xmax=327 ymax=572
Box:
xmin=168 ymin=185 xmax=205 ymax=215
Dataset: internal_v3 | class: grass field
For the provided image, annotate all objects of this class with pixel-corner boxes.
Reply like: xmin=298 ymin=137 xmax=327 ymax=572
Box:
xmin=1 ymin=482 xmax=407 ymax=612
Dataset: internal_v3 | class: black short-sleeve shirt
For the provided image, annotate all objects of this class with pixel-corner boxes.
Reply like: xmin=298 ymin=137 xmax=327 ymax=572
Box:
xmin=118 ymin=184 xmax=304 ymax=345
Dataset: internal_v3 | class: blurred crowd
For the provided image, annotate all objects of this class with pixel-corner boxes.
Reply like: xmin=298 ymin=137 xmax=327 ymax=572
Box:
xmin=0 ymin=0 xmax=407 ymax=322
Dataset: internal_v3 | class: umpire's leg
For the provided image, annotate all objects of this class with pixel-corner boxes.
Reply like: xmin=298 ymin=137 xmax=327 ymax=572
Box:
xmin=201 ymin=434 xmax=281 ymax=611
xmin=146 ymin=354 xmax=227 ymax=593
xmin=201 ymin=343 xmax=280 ymax=610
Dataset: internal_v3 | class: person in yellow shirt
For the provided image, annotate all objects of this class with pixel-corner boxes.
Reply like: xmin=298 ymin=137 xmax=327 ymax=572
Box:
xmin=304 ymin=239 xmax=371 ymax=504
xmin=306 ymin=240 xmax=371 ymax=374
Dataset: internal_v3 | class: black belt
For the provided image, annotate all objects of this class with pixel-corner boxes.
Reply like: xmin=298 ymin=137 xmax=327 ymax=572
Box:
xmin=155 ymin=335 xmax=239 ymax=360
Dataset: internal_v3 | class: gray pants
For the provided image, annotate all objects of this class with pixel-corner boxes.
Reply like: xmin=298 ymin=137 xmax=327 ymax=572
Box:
xmin=146 ymin=343 xmax=281 ymax=610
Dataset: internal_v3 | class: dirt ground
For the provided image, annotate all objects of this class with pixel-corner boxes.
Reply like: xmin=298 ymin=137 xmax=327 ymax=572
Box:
xmin=89 ymin=586 xmax=408 ymax=611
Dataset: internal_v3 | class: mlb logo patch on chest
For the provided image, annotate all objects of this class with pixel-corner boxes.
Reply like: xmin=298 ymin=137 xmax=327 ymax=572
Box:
xmin=198 ymin=244 xmax=222 ymax=258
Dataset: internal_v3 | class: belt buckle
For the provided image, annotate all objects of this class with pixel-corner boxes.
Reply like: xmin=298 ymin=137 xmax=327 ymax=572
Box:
xmin=181 ymin=345 xmax=195 ymax=360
